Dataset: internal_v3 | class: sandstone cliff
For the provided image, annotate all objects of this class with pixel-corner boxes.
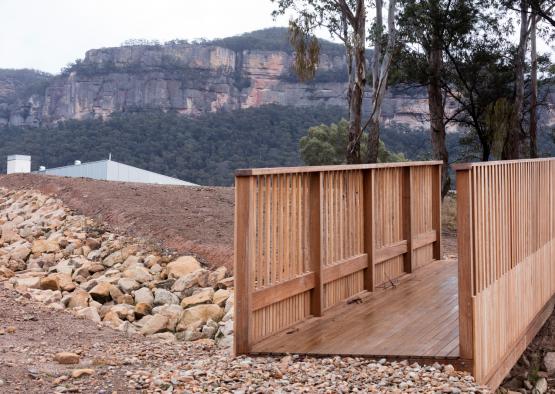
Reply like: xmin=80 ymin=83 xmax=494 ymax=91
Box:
xmin=0 ymin=31 xmax=431 ymax=128
xmin=2 ymin=29 xmax=552 ymax=130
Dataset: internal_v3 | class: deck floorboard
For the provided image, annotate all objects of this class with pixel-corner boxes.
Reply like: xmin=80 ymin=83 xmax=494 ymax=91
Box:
xmin=251 ymin=259 xmax=459 ymax=358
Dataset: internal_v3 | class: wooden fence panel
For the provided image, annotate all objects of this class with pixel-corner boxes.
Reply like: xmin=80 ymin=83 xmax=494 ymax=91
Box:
xmin=454 ymin=159 xmax=555 ymax=388
xmin=235 ymin=161 xmax=442 ymax=354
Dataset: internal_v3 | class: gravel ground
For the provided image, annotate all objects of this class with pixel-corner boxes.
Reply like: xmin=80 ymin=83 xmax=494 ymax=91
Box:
xmin=0 ymin=285 xmax=487 ymax=393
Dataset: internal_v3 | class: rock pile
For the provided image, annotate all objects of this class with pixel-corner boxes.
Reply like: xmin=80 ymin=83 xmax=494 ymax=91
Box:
xmin=0 ymin=188 xmax=234 ymax=346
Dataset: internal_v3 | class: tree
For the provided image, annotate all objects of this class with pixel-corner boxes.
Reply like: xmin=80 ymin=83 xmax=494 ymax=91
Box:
xmin=300 ymin=119 xmax=406 ymax=165
xmin=530 ymin=9 xmax=539 ymax=157
xmin=365 ymin=0 xmax=398 ymax=163
xmin=396 ymin=0 xmax=484 ymax=197
xmin=272 ymin=0 xmax=368 ymax=164
xmin=443 ymin=40 xmax=515 ymax=161
xmin=501 ymin=0 xmax=530 ymax=159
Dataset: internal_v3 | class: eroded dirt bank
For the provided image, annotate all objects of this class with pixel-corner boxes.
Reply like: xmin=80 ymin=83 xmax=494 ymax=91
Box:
xmin=0 ymin=174 xmax=234 ymax=271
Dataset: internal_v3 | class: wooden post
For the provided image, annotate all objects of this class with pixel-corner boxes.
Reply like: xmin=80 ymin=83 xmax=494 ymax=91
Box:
xmin=456 ymin=168 xmax=474 ymax=360
xmin=403 ymin=166 xmax=414 ymax=273
xmin=363 ymin=169 xmax=376 ymax=291
xmin=233 ymin=176 xmax=254 ymax=355
xmin=309 ymin=172 xmax=323 ymax=316
xmin=432 ymin=164 xmax=442 ymax=260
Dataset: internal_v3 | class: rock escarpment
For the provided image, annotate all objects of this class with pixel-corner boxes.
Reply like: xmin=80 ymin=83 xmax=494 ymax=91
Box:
xmin=0 ymin=39 xmax=430 ymax=128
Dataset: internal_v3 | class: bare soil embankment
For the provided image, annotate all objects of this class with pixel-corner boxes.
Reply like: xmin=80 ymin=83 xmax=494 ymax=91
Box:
xmin=0 ymin=174 xmax=234 ymax=271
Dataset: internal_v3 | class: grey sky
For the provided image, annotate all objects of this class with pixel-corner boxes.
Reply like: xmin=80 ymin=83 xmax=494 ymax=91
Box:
xmin=0 ymin=0 xmax=290 ymax=74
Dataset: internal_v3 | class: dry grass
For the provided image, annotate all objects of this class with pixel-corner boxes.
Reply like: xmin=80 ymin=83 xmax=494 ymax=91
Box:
xmin=442 ymin=192 xmax=457 ymax=234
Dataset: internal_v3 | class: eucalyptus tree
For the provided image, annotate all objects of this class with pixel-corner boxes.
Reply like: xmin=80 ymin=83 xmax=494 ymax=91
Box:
xmin=498 ymin=0 xmax=554 ymax=158
xmin=272 ymin=0 xmax=368 ymax=163
xmin=365 ymin=0 xmax=398 ymax=163
xmin=395 ymin=0 xmax=495 ymax=196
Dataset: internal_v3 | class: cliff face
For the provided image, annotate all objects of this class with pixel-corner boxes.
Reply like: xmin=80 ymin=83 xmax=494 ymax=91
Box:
xmin=0 ymin=41 xmax=432 ymax=128
xmin=5 ymin=36 xmax=552 ymax=130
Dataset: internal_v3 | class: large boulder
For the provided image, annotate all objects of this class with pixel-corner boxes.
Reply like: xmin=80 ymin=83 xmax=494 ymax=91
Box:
xmin=40 ymin=273 xmax=74 ymax=291
xmin=134 ymin=303 xmax=152 ymax=318
xmin=544 ymin=352 xmax=555 ymax=375
xmin=171 ymin=270 xmax=209 ymax=292
xmin=31 ymin=239 xmax=60 ymax=254
xmin=14 ymin=276 xmax=42 ymax=289
xmin=133 ymin=287 xmax=154 ymax=306
xmin=212 ymin=289 xmax=231 ymax=307
xmin=10 ymin=245 xmax=31 ymax=261
xmin=1 ymin=223 xmax=21 ymax=244
xmin=207 ymin=267 xmax=227 ymax=287
xmin=153 ymin=288 xmax=179 ymax=306
xmin=180 ymin=288 xmax=214 ymax=308
xmin=166 ymin=256 xmax=201 ymax=279
xmin=76 ymin=306 xmax=101 ymax=323
xmin=176 ymin=304 xmax=224 ymax=332
xmin=152 ymin=304 xmax=183 ymax=331
xmin=140 ymin=314 xmax=169 ymax=336
xmin=118 ymin=278 xmax=140 ymax=293
xmin=103 ymin=310 xmax=124 ymax=329
xmin=108 ymin=304 xmax=135 ymax=321
xmin=54 ymin=352 xmax=80 ymax=365
xmin=85 ymin=238 xmax=101 ymax=250
xmin=103 ymin=245 xmax=139 ymax=267
xmin=66 ymin=289 xmax=90 ymax=309
xmin=89 ymin=282 xmax=118 ymax=303
xmin=122 ymin=266 xmax=152 ymax=284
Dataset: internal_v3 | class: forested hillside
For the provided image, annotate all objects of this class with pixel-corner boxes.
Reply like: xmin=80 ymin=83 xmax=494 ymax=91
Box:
xmin=0 ymin=104 xmax=464 ymax=186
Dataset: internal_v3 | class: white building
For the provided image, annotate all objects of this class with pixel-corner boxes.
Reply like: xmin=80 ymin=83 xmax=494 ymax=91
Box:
xmin=7 ymin=155 xmax=31 ymax=174
xmin=6 ymin=155 xmax=196 ymax=186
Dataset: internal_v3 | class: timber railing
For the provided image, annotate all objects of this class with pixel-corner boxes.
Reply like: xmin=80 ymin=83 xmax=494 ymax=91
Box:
xmin=455 ymin=159 xmax=555 ymax=388
xmin=234 ymin=161 xmax=442 ymax=355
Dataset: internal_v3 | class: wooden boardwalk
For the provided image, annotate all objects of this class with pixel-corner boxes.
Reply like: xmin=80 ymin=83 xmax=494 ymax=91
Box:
xmin=252 ymin=259 xmax=460 ymax=360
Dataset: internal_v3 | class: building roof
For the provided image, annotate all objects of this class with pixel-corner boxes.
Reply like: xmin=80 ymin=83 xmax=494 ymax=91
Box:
xmin=35 ymin=159 xmax=196 ymax=186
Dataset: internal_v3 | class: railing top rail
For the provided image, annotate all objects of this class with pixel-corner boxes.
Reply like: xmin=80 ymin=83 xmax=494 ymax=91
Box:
xmin=235 ymin=160 xmax=443 ymax=177
xmin=453 ymin=157 xmax=555 ymax=171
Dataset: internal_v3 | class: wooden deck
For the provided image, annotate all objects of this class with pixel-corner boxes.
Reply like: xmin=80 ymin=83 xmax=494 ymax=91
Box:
xmin=252 ymin=259 xmax=460 ymax=360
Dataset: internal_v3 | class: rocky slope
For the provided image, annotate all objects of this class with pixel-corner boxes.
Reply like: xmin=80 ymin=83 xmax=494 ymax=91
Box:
xmin=0 ymin=187 xmax=487 ymax=393
xmin=0 ymin=188 xmax=234 ymax=346
xmin=0 ymin=29 xmax=430 ymax=128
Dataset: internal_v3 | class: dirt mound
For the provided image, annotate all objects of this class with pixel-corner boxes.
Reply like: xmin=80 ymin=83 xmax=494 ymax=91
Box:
xmin=0 ymin=174 xmax=234 ymax=271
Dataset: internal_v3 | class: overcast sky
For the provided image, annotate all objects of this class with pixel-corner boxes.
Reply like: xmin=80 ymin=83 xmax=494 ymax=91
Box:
xmin=0 ymin=0 xmax=292 ymax=74
xmin=1 ymin=0 xmax=553 ymax=75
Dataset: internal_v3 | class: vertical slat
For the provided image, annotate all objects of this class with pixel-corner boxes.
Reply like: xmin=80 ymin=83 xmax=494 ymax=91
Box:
xmin=234 ymin=176 xmax=254 ymax=355
xmin=403 ymin=166 xmax=413 ymax=273
xmin=309 ymin=172 xmax=323 ymax=316
xmin=432 ymin=164 xmax=442 ymax=260
xmin=456 ymin=168 xmax=474 ymax=360
xmin=363 ymin=169 xmax=376 ymax=291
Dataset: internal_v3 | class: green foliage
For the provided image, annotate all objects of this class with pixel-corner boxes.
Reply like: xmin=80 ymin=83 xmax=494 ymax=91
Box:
xmin=208 ymin=27 xmax=346 ymax=57
xmin=300 ymin=119 xmax=407 ymax=165
xmin=0 ymin=69 xmax=52 ymax=103
xmin=0 ymin=103 xmax=479 ymax=185
xmin=0 ymin=105 xmax=347 ymax=186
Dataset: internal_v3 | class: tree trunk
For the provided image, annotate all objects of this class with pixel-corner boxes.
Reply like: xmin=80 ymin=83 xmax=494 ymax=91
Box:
xmin=427 ymin=37 xmax=450 ymax=198
xmin=343 ymin=15 xmax=354 ymax=117
xmin=367 ymin=0 xmax=383 ymax=164
xmin=346 ymin=1 xmax=366 ymax=164
xmin=530 ymin=12 xmax=538 ymax=158
xmin=367 ymin=0 xmax=396 ymax=163
xmin=503 ymin=0 xmax=528 ymax=160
